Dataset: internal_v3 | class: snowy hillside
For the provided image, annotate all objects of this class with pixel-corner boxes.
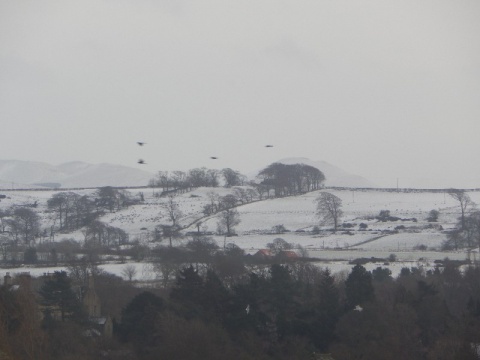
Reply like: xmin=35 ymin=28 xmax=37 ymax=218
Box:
xmin=0 ymin=160 xmax=154 ymax=188
xmin=3 ymin=186 xmax=479 ymax=253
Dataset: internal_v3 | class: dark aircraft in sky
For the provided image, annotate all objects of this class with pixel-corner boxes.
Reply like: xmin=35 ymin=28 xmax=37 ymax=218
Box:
xmin=210 ymin=157 xmax=218 ymax=159
xmin=137 ymin=142 xmax=146 ymax=146
xmin=265 ymin=145 xmax=273 ymax=148
xmin=138 ymin=159 xmax=146 ymax=164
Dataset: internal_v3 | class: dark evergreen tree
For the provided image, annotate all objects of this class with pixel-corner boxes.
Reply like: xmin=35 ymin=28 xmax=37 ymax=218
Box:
xmin=39 ymin=271 xmax=83 ymax=322
xmin=229 ymin=272 xmax=270 ymax=335
xmin=372 ymin=267 xmax=393 ymax=282
xmin=345 ymin=264 xmax=374 ymax=309
xmin=119 ymin=291 xmax=165 ymax=347
xmin=202 ymin=270 xmax=230 ymax=322
xmin=314 ymin=268 xmax=340 ymax=351
xmin=170 ymin=265 xmax=205 ymax=318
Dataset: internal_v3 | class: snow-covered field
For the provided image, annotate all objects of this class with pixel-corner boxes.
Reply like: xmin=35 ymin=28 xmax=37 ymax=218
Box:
xmin=1 ymin=186 xmax=479 ymax=281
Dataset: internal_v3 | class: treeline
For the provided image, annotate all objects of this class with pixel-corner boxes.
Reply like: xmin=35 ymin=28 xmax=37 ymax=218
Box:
xmin=150 ymin=162 xmax=326 ymax=198
xmin=104 ymin=262 xmax=480 ymax=359
xmin=149 ymin=167 xmax=247 ymax=192
xmin=328 ymin=186 xmax=480 ymax=193
xmin=3 ymin=258 xmax=480 ymax=359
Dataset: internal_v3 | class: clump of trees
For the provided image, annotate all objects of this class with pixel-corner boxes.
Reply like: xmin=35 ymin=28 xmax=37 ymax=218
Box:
xmin=257 ymin=162 xmax=325 ymax=197
xmin=6 ymin=207 xmax=41 ymax=245
xmin=82 ymin=220 xmax=129 ymax=248
xmin=47 ymin=192 xmax=96 ymax=232
xmin=47 ymin=187 xmax=138 ymax=236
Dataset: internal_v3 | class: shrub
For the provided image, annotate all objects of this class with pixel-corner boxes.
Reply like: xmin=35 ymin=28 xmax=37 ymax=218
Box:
xmin=388 ymin=254 xmax=397 ymax=262
xmin=377 ymin=210 xmax=391 ymax=222
xmin=426 ymin=209 xmax=440 ymax=222
xmin=271 ymin=224 xmax=288 ymax=234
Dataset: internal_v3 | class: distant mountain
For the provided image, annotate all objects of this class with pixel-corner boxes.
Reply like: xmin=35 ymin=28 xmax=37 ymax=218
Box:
xmin=0 ymin=160 xmax=155 ymax=188
xmin=252 ymin=157 xmax=376 ymax=188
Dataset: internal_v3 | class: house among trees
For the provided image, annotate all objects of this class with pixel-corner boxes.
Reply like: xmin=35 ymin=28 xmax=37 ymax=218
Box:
xmin=3 ymin=271 xmax=33 ymax=292
xmin=3 ymin=271 xmax=12 ymax=286
xmin=83 ymin=274 xmax=113 ymax=338
xmin=3 ymin=272 xmax=33 ymax=294
xmin=3 ymin=271 xmax=113 ymax=338
xmin=253 ymin=249 xmax=299 ymax=262
xmin=277 ymin=250 xmax=299 ymax=261
xmin=253 ymin=249 xmax=273 ymax=259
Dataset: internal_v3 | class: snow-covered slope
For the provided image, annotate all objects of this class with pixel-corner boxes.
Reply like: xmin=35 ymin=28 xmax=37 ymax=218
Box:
xmin=0 ymin=160 xmax=154 ymax=188
xmin=252 ymin=157 xmax=376 ymax=188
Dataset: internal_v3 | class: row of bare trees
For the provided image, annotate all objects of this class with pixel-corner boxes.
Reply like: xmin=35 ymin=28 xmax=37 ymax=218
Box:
xmin=0 ymin=207 xmax=41 ymax=245
xmin=149 ymin=167 xmax=247 ymax=193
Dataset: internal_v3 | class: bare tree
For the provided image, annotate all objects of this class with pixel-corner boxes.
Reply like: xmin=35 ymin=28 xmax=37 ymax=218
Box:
xmin=161 ymin=195 xmax=183 ymax=228
xmin=9 ymin=207 xmax=40 ymax=245
xmin=154 ymin=171 xmax=172 ymax=191
xmin=121 ymin=264 xmax=137 ymax=282
xmin=154 ymin=260 xmax=180 ymax=288
xmin=315 ymin=192 xmax=343 ymax=233
xmin=217 ymin=208 xmax=241 ymax=236
xmin=172 ymin=170 xmax=188 ymax=192
xmin=206 ymin=169 xmax=220 ymax=187
xmin=96 ymin=186 xmax=128 ymax=212
xmin=47 ymin=192 xmax=69 ymax=230
xmin=159 ymin=224 xmax=181 ymax=248
xmin=448 ymin=189 xmax=476 ymax=230
xmin=0 ymin=209 xmax=10 ymax=233
xmin=186 ymin=236 xmax=219 ymax=271
xmin=206 ymin=191 xmax=220 ymax=213
xmin=222 ymin=168 xmax=245 ymax=187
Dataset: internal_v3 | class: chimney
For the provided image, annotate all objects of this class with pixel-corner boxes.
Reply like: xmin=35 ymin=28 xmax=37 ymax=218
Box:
xmin=18 ymin=272 xmax=32 ymax=291
xmin=3 ymin=272 xmax=12 ymax=286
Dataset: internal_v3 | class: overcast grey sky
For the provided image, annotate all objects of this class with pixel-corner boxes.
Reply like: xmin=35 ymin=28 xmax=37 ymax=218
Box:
xmin=1 ymin=0 xmax=479 ymax=188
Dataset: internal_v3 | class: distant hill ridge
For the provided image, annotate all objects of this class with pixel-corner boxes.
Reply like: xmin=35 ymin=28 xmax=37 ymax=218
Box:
xmin=0 ymin=160 xmax=154 ymax=188
xmin=0 ymin=158 xmax=375 ymax=189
